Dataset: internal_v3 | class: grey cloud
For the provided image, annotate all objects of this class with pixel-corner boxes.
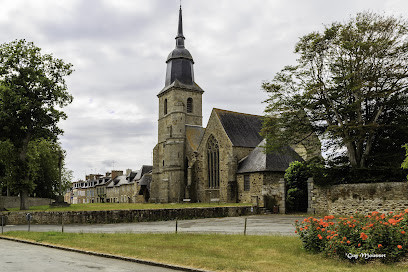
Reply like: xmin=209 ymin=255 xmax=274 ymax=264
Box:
xmin=1 ymin=0 xmax=405 ymax=180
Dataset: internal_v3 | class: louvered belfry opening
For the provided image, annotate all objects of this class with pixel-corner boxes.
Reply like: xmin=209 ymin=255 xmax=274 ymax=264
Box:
xmin=207 ymin=135 xmax=219 ymax=188
xmin=187 ymin=97 xmax=193 ymax=113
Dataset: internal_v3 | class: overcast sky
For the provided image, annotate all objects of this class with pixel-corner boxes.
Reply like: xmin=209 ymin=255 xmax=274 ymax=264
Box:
xmin=1 ymin=0 xmax=407 ymax=181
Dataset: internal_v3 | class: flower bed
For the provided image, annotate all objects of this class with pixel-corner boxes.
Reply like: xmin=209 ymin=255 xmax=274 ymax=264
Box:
xmin=295 ymin=209 xmax=408 ymax=263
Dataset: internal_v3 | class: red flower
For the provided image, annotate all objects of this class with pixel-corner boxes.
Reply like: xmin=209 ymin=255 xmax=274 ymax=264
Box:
xmin=401 ymin=231 xmax=406 ymax=234
xmin=397 ymin=245 xmax=402 ymax=249
xmin=360 ymin=232 xmax=368 ymax=240
xmin=378 ymin=244 xmax=383 ymax=248
xmin=358 ymin=243 xmax=361 ymax=247
xmin=347 ymin=240 xmax=351 ymax=244
xmin=318 ymin=234 xmax=323 ymax=240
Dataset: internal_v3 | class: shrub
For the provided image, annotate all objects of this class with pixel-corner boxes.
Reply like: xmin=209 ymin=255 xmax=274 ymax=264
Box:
xmin=295 ymin=210 xmax=408 ymax=263
xmin=284 ymin=161 xmax=309 ymax=212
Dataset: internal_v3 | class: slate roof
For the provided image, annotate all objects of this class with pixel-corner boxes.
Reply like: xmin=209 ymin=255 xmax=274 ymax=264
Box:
xmin=135 ymin=165 xmax=153 ymax=180
xmin=114 ymin=175 xmax=129 ymax=186
xmin=127 ymin=171 xmax=139 ymax=182
xmin=214 ymin=108 xmax=264 ymax=148
xmin=167 ymin=47 xmax=193 ymax=62
xmin=186 ymin=125 xmax=205 ymax=151
xmin=158 ymin=79 xmax=204 ymax=96
xmin=138 ymin=172 xmax=152 ymax=187
xmin=237 ymin=139 xmax=304 ymax=173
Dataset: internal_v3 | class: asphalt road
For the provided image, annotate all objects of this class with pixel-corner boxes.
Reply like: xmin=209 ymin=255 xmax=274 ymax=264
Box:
xmin=0 ymin=239 xmax=180 ymax=272
xmin=2 ymin=214 xmax=302 ymax=236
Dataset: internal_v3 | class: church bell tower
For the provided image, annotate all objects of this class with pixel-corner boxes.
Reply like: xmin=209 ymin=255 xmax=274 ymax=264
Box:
xmin=151 ymin=5 xmax=204 ymax=203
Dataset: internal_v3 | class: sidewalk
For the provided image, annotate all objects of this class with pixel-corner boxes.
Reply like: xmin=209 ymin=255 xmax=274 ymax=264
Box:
xmin=2 ymin=214 xmax=304 ymax=235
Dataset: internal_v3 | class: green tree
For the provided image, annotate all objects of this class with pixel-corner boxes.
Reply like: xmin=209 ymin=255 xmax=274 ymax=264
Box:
xmin=0 ymin=140 xmax=15 ymax=210
xmin=0 ymin=39 xmax=73 ymax=210
xmin=262 ymin=12 xmax=408 ymax=169
xmin=31 ymin=139 xmax=60 ymax=199
xmin=402 ymin=144 xmax=408 ymax=180
xmin=284 ymin=161 xmax=309 ymax=213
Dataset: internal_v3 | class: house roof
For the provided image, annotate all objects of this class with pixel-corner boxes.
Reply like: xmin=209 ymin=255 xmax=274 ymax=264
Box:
xmin=127 ymin=171 xmax=139 ymax=182
xmin=114 ymin=175 xmax=129 ymax=186
xmin=186 ymin=125 xmax=205 ymax=151
xmin=214 ymin=108 xmax=264 ymax=148
xmin=237 ymin=139 xmax=304 ymax=173
xmin=135 ymin=165 xmax=153 ymax=180
xmin=138 ymin=173 xmax=152 ymax=186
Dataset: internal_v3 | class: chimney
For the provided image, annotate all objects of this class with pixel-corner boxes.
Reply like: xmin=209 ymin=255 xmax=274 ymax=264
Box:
xmin=111 ymin=170 xmax=123 ymax=180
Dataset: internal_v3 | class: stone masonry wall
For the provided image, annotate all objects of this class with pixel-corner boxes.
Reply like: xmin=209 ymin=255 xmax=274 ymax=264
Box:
xmin=237 ymin=173 xmax=285 ymax=213
xmin=3 ymin=196 xmax=53 ymax=209
xmin=309 ymin=181 xmax=408 ymax=215
xmin=1 ymin=206 xmax=259 ymax=225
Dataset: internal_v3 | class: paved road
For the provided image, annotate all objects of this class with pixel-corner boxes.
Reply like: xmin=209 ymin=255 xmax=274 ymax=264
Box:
xmin=0 ymin=239 xmax=179 ymax=272
xmin=2 ymin=214 xmax=302 ymax=235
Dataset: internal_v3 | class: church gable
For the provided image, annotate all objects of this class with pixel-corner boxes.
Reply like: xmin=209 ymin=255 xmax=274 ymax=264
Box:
xmin=214 ymin=108 xmax=264 ymax=148
xmin=197 ymin=109 xmax=233 ymax=153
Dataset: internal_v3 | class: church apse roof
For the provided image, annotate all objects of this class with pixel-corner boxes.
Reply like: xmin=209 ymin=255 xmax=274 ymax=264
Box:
xmin=237 ymin=139 xmax=304 ymax=173
xmin=214 ymin=108 xmax=264 ymax=148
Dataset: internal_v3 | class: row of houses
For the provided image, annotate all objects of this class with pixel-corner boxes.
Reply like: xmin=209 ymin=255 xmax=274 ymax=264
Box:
xmin=64 ymin=165 xmax=152 ymax=204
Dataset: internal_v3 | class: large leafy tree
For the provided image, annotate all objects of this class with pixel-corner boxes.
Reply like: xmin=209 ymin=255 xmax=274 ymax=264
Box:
xmin=0 ymin=140 xmax=14 ymax=210
xmin=0 ymin=39 xmax=73 ymax=209
xmin=402 ymin=144 xmax=408 ymax=180
xmin=262 ymin=12 xmax=408 ymax=170
xmin=29 ymin=139 xmax=68 ymax=199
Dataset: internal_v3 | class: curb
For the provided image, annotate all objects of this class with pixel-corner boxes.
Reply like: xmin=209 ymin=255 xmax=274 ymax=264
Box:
xmin=0 ymin=236 xmax=211 ymax=272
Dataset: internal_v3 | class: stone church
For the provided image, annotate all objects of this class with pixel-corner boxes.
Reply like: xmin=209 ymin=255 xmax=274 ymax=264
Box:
xmin=150 ymin=7 xmax=319 ymax=208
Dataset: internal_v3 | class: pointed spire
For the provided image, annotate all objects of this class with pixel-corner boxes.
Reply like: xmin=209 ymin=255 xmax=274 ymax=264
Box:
xmin=175 ymin=5 xmax=185 ymax=48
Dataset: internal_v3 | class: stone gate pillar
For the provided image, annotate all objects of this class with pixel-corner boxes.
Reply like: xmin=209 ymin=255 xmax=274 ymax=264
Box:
xmin=307 ymin=177 xmax=315 ymax=214
xmin=279 ymin=178 xmax=285 ymax=214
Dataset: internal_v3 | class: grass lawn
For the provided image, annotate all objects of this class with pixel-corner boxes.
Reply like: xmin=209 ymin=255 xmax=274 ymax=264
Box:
xmin=7 ymin=202 xmax=250 ymax=212
xmin=2 ymin=232 xmax=407 ymax=272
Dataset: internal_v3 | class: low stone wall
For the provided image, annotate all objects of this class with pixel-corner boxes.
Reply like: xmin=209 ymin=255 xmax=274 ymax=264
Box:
xmin=309 ymin=181 xmax=408 ymax=215
xmin=2 ymin=196 xmax=53 ymax=209
xmin=1 ymin=206 xmax=259 ymax=225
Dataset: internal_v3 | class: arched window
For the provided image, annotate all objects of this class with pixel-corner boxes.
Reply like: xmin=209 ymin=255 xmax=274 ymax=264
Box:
xmin=207 ymin=135 xmax=219 ymax=188
xmin=164 ymin=98 xmax=168 ymax=115
xmin=187 ymin=97 xmax=193 ymax=113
